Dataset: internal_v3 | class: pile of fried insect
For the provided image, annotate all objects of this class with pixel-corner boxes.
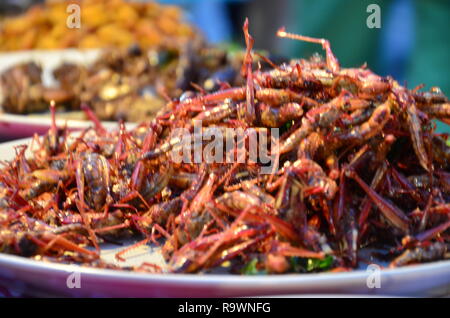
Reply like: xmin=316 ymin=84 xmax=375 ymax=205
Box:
xmin=0 ymin=20 xmax=448 ymax=274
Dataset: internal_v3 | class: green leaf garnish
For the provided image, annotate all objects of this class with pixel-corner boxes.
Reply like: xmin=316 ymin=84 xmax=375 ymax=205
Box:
xmin=290 ymin=255 xmax=334 ymax=273
xmin=241 ymin=258 xmax=266 ymax=275
xmin=306 ymin=255 xmax=334 ymax=271
xmin=284 ymin=120 xmax=294 ymax=130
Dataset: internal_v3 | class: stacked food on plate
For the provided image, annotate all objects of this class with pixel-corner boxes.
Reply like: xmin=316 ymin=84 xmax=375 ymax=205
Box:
xmin=0 ymin=0 xmax=195 ymax=50
xmin=0 ymin=16 xmax=448 ymax=275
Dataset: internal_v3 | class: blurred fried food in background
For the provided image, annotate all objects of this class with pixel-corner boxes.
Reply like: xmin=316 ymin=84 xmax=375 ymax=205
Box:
xmin=0 ymin=42 xmax=248 ymax=122
xmin=0 ymin=0 xmax=197 ymax=51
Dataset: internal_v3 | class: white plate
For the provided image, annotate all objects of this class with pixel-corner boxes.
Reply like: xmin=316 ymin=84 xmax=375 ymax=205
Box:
xmin=0 ymin=137 xmax=449 ymax=297
xmin=0 ymin=253 xmax=449 ymax=297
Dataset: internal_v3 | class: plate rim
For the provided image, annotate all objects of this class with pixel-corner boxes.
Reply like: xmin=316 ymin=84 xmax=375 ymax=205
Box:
xmin=1 ymin=252 xmax=449 ymax=285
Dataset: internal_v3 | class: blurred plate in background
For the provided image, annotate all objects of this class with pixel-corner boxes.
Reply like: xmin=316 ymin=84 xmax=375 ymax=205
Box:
xmin=0 ymin=49 xmax=102 ymax=141
xmin=0 ymin=252 xmax=449 ymax=297
xmin=0 ymin=49 xmax=121 ymax=140
xmin=0 ymin=112 xmax=135 ymax=140
xmin=0 ymin=49 xmax=100 ymax=87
